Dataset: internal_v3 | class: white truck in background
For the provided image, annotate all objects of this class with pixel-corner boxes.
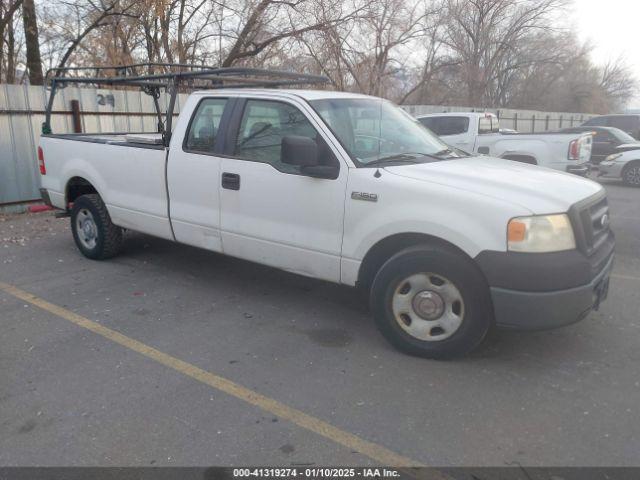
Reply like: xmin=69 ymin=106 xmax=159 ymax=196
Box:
xmin=38 ymin=67 xmax=614 ymax=359
xmin=417 ymin=112 xmax=593 ymax=175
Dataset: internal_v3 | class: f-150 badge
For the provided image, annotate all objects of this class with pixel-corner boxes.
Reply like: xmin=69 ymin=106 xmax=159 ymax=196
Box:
xmin=351 ymin=192 xmax=378 ymax=202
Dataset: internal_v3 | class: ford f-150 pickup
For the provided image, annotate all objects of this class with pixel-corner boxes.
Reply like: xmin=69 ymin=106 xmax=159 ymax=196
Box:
xmin=38 ymin=67 xmax=615 ymax=359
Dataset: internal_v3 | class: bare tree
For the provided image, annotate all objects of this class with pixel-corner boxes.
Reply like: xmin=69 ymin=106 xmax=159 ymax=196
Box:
xmin=301 ymin=0 xmax=435 ymax=98
xmin=0 ymin=0 xmax=23 ymax=81
xmin=440 ymin=0 xmax=568 ymax=106
xmin=219 ymin=0 xmax=359 ymax=67
xmin=22 ymin=0 xmax=42 ymax=84
xmin=2 ymin=0 xmax=636 ymax=113
xmin=599 ymin=57 xmax=637 ymax=111
xmin=4 ymin=4 xmax=19 ymax=83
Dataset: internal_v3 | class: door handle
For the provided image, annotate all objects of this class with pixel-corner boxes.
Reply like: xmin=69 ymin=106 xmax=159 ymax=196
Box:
xmin=222 ymin=172 xmax=240 ymax=190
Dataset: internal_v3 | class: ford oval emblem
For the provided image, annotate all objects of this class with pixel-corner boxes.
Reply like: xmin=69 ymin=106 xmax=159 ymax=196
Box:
xmin=600 ymin=213 xmax=610 ymax=229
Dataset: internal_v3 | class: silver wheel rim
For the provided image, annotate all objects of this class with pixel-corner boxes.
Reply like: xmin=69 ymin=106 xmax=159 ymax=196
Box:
xmin=76 ymin=209 xmax=98 ymax=250
xmin=625 ymin=166 xmax=640 ymax=185
xmin=392 ymin=273 xmax=465 ymax=342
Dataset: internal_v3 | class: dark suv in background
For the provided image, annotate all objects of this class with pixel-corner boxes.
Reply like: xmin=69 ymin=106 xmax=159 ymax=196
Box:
xmin=582 ymin=114 xmax=640 ymax=140
xmin=561 ymin=126 xmax=640 ymax=164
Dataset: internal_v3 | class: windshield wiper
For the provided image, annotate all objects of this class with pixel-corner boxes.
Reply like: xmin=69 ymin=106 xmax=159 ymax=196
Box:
xmin=432 ymin=148 xmax=455 ymax=157
xmin=431 ymin=147 xmax=469 ymax=158
xmin=364 ymin=153 xmax=427 ymax=166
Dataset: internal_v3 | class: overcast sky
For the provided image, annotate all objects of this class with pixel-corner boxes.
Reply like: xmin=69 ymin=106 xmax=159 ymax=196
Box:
xmin=574 ymin=0 xmax=640 ymax=108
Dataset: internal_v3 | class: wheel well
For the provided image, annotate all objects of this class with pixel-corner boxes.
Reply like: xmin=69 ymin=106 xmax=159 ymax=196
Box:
xmin=357 ymin=233 xmax=472 ymax=292
xmin=502 ymin=154 xmax=537 ymax=165
xmin=622 ymin=159 xmax=640 ymax=174
xmin=66 ymin=177 xmax=98 ymax=208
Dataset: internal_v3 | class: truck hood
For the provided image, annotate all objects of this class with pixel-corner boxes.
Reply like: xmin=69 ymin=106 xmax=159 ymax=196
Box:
xmin=384 ymin=156 xmax=603 ymax=214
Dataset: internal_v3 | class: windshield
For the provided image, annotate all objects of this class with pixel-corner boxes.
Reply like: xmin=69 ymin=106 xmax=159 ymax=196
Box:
xmin=309 ymin=98 xmax=467 ymax=166
xmin=610 ymin=128 xmax=638 ymax=144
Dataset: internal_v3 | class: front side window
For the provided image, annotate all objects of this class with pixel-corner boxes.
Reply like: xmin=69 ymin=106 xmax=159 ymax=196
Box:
xmin=234 ymin=100 xmax=332 ymax=173
xmin=593 ymin=131 xmax=614 ymax=143
xmin=583 ymin=117 xmax=608 ymax=127
xmin=185 ymin=98 xmax=227 ymax=153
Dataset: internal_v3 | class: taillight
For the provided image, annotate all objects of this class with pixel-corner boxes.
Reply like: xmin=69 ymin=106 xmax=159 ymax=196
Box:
xmin=568 ymin=139 xmax=580 ymax=161
xmin=38 ymin=146 xmax=46 ymax=175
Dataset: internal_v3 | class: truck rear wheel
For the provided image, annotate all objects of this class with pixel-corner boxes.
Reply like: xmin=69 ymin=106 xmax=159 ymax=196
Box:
xmin=370 ymin=245 xmax=493 ymax=359
xmin=71 ymin=194 xmax=123 ymax=260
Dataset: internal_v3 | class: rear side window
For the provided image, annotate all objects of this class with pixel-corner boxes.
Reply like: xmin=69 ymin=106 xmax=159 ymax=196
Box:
xmin=593 ymin=131 xmax=614 ymax=143
xmin=185 ymin=98 xmax=227 ymax=153
xmin=583 ymin=117 xmax=609 ymax=127
xmin=478 ymin=116 xmax=500 ymax=134
xmin=418 ymin=116 xmax=469 ymax=136
xmin=608 ymin=116 xmax=639 ymax=133
xmin=234 ymin=99 xmax=329 ymax=173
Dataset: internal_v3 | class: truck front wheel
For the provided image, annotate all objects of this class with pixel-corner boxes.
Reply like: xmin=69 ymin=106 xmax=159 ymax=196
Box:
xmin=71 ymin=194 xmax=123 ymax=260
xmin=370 ymin=245 xmax=493 ymax=359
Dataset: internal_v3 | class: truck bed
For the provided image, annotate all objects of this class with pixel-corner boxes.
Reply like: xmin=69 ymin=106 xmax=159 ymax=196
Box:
xmin=39 ymin=133 xmax=172 ymax=239
xmin=42 ymin=132 xmax=165 ymax=150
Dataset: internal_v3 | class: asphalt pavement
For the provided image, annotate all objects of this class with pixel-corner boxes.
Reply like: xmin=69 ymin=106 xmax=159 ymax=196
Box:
xmin=1 ymin=178 xmax=639 ymax=467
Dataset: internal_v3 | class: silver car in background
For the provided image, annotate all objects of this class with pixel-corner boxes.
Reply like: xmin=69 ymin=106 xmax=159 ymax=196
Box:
xmin=598 ymin=150 xmax=640 ymax=186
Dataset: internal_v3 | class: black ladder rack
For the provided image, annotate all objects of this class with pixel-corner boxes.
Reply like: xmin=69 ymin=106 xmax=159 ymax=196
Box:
xmin=43 ymin=63 xmax=330 ymax=144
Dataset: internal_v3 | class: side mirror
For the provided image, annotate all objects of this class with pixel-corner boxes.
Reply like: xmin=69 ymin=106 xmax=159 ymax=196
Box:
xmin=281 ymin=135 xmax=318 ymax=167
xmin=281 ymin=135 xmax=340 ymax=179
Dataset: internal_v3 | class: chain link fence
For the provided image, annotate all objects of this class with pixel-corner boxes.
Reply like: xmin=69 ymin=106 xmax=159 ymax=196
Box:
xmin=401 ymin=104 xmax=595 ymax=133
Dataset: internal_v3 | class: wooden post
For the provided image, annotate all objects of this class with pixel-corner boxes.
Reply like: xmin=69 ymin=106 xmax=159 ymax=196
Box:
xmin=531 ymin=115 xmax=535 ymax=133
xmin=70 ymin=100 xmax=82 ymax=133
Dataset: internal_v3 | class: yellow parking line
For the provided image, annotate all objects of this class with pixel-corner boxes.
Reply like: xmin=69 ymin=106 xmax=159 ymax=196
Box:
xmin=0 ymin=281 xmax=426 ymax=469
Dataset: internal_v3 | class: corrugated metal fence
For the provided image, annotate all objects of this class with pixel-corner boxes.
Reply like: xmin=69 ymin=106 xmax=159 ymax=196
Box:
xmin=0 ymin=83 xmax=595 ymax=207
xmin=0 ymin=84 xmax=189 ymax=208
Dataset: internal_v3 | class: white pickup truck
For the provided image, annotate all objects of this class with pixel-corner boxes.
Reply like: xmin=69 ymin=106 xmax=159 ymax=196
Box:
xmin=38 ymin=69 xmax=614 ymax=359
xmin=417 ymin=112 xmax=593 ymax=175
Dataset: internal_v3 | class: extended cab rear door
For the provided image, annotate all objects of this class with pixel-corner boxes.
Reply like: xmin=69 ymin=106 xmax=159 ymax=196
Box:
xmin=217 ymin=95 xmax=348 ymax=282
xmin=166 ymin=95 xmax=235 ymax=251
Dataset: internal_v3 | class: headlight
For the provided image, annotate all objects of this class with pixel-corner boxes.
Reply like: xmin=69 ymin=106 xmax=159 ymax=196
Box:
xmin=605 ymin=153 xmax=623 ymax=162
xmin=508 ymin=214 xmax=576 ymax=252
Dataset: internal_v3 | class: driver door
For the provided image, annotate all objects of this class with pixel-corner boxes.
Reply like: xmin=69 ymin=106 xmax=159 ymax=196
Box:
xmin=219 ymin=98 xmax=348 ymax=282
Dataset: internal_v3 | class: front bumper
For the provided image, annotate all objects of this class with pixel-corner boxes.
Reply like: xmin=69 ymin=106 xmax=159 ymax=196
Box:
xmin=597 ymin=161 xmax=625 ymax=179
xmin=489 ymin=254 xmax=613 ymax=330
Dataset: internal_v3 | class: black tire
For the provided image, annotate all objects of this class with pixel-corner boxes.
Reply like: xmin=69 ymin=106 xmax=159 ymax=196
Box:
xmin=71 ymin=194 xmax=123 ymax=259
xmin=370 ymin=245 xmax=493 ymax=359
xmin=622 ymin=161 xmax=640 ymax=187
